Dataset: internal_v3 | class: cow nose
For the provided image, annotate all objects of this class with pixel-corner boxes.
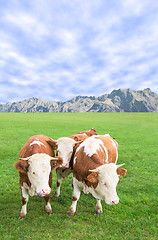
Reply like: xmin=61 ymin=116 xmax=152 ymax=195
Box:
xmin=111 ymin=200 xmax=119 ymax=205
xmin=42 ymin=189 xmax=51 ymax=195
xmin=39 ymin=189 xmax=51 ymax=196
xmin=60 ymin=163 xmax=69 ymax=168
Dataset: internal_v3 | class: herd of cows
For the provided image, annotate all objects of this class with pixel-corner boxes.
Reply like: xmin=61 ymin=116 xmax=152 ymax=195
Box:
xmin=14 ymin=128 xmax=127 ymax=219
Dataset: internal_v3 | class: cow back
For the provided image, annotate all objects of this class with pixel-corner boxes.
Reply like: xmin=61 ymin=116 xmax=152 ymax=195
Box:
xmin=19 ymin=135 xmax=55 ymax=159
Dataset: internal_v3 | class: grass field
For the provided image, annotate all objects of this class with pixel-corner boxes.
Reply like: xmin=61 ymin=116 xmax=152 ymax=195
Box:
xmin=0 ymin=112 xmax=157 ymax=240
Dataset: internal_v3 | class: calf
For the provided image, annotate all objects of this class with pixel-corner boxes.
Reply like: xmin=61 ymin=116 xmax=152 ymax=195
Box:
xmin=14 ymin=135 xmax=63 ymax=219
xmin=68 ymin=134 xmax=127 ymax=215
xmin=47 ymin=129 xmax=97 ymax=199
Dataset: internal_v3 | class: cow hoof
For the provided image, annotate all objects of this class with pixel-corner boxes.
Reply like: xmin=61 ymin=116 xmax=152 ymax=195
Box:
xmin=48 ymin=212 xmax=52 ymax=215
xmin=68 ymin=208 xmax=75 ymax=216
xmin=96 ymin=210 xmax=103 ymax=215
xmin=53 ymin=195 xmax=58 ymax=200
xmin=45 ymin=208 xmax=52 ymax=215
xmin=19 ymin=213 xmax=26 ymax=220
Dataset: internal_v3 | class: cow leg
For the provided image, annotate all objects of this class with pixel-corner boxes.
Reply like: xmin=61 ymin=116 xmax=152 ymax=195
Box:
xmin=96 ymin=199 xmax=103 ymax=214
xmin=68 ymin=177 xmax=81 ymax=216
xmin=53 ymin=169 xmax=62 ymax=199
xmin=44 ymin=195 xmax=52 ymax=215
xmin=19 ymin=186 xmax=29 ymax=219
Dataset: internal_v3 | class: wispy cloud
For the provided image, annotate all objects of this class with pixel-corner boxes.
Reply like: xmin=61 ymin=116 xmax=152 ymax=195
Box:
xmin=0 ymin=0 xmax=158 ymax=103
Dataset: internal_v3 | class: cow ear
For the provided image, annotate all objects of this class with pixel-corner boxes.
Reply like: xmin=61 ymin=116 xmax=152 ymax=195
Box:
xmin=117 ymin=168 xmax=127 ymax=178
xmin=46 ymin=138 xmax=58 ymax=150
xmin=50 ymin=156 xmax=63 ymax=170
xmin=14 ymin=160 xmax=29 ymax=173
xmin=74 ymin=136 xmax=79 ymax=141
xmin=87 ymin=172 xmax=98 ymax=183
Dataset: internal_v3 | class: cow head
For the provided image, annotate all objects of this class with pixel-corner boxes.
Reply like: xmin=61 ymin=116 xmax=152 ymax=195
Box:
xmin=48 ymin=137 xmax=82 ymax=168
xmin=87 ymin=163 xmax=127 ymax=205
xmin=14 ymin=153 xmax=63 ymax=196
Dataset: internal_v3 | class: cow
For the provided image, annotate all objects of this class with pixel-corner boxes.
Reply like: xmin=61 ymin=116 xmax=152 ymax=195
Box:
xmin=68 ymin=134 xmax=127 ymax=215
xmin=14 ymin=135 xmax=63 ymax=219
xmin=47 ymin=129 xmax=97 ymax=199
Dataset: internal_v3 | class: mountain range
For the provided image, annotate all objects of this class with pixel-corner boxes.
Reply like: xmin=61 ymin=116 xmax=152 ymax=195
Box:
xmin=0 ymin=88 xmax=158 ymax=112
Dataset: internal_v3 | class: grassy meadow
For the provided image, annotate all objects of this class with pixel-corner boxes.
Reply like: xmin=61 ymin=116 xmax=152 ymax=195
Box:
xmin=0 ymin=112 xmax=157 ymax=240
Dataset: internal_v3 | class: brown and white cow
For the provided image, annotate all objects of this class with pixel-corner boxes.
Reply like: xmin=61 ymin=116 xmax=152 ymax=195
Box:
xmin=14 ymin=135 xmax=63 ymax=219
xmin=68 ymin=134 xmax=127 ymax=215
xmin=47 ymin=129 xmax=97 ymax=199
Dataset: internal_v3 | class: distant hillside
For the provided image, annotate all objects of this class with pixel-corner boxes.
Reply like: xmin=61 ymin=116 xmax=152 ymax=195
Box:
xmin=0 ymin=88 xmax=158 ymax=112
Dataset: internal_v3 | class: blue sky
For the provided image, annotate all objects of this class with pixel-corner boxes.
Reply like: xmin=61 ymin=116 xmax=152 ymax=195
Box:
xmin=0 ymin=0 xmax=158 ymax=103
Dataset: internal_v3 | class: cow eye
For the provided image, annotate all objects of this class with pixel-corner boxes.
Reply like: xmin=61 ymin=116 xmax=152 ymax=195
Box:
xmin=32 ymin=172 xmax=35 ymax=175
xmin=103 ymin=183 xmax=107 ymax=187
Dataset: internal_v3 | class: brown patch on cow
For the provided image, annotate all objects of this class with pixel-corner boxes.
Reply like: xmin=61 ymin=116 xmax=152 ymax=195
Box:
xmin=44 ymin=195 xmax=50 ymax=204
xmin=73 ymin=149 xmax=101 ymax=189
xmin=20 ymin=173 xmax=31 ymax=188
xmin=18 ymin=135 xmax=55 ymax=159
xmin=72 ymin=196 xmax=77 ymax=201
xmin=95 ymin=135 xmax=118 ymax=164
xmin=117 ymin=168 xmax=127 ymax=178
xmin=22 ymin=197 xmax=26 ymax=205
xmin=57 ymin=181 xmax=60 ymax=187
xmin=87 ymin=172 xmax=98 ymax=183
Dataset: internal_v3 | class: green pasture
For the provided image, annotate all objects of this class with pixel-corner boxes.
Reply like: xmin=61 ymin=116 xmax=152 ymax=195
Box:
xmin=0 ymin=112 xmax=157 ymax=240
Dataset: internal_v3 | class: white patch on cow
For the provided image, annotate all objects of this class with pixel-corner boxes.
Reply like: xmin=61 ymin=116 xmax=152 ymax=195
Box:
xmin=77 ymin=136 xmax=108 ymax=159
xmin=20 ymin=186 xmax=29 ymax=217
xmin=69 ymin=177 xmax=82 ymax=214
xmin=57 ymin=137 xmax=76 ymax=167
xmin=83 ymin=185 xmax=89 ymax=194
xmin=30 ymin=140 xmax=44 ymax=147
xmin=27 ymin=153 xmax=51 ymax=196
xmin=74 ymin=156 xmax=77 ymax=165
xmin=45 ymin=202 xmax=52 ymax=214
xmin=96 ymin=199 xmax=103 ymax=214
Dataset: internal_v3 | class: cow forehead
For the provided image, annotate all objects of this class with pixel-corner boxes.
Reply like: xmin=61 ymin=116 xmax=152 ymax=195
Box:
xmin=57 ymin=137 xmax=76 ymax=150
xmin=28 ymin=154 xmax=51 ymax=170
xmin=100 ymin=163 xmax=117 ymax=172
xmin=98 ymin=164 xmax=119 ymax=184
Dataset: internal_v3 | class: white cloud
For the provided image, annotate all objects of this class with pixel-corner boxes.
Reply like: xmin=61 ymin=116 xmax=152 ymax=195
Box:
xmin=0 ymin=0 xmax=158 ymax=103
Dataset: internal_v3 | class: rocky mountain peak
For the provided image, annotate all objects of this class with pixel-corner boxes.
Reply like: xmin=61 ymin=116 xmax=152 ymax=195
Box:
xmin=0 ymin=88 xmax=157 ymax=112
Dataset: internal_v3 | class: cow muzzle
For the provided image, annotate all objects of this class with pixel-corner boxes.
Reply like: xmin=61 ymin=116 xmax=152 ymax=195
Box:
xmin=105 ymin=198 xmax=119 ymax=205
xmin=38 ymin=188 xmax=51 ymax=197
xmin=111 ymin=200 xmax=119 ymax=205
xmin=59 ymin=163 xmax=69 ymax=168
